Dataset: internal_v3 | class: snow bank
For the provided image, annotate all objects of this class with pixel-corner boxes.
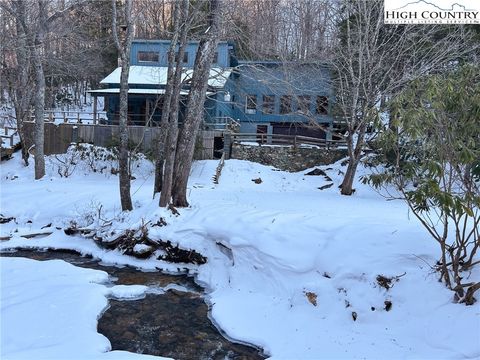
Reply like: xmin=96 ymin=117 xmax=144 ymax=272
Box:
xmin=0 ymin=257 xmax=169 ymax=360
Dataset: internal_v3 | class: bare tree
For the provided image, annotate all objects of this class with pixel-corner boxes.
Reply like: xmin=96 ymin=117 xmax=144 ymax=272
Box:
xmin=222 ymin=0 xmax=336 ymax=61
xmin=1 ymin=0 xmax=89 ymax=178
xmin=159 ymin=0 xmax=190 ymax=207
xmin=171 ymin=0 xmax=223 ymax=207
xmin=133 ymin=0 xmax=173 ymax=39
xmin=1 ymin=0 xmax=48 ymax=178
xmin=1 ymin=0 xmax=33 ymax=165
xmin=152 ymin=0 xmax=185 ymax=196
xmin=29 ymin=0 xmax=49 ymax=179
xmin=332 ymin=0 xmax=474 ymax=195
xmin=112 ymin=0 xmax=133 ymax=211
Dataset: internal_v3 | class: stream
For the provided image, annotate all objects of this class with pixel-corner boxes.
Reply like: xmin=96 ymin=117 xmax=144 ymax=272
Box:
xmin=0 ymin=249 xmax=265 ymax=360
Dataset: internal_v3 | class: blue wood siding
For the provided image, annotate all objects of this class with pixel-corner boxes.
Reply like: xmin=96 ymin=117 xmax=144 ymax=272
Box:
xmin=130 ymin=40 xmax=231 ymax=68
xmin=221 ymin=64 xmax=334 ymax=127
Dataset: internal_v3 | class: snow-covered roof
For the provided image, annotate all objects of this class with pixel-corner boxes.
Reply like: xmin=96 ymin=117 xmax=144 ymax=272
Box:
xmin=100 ymin=66 xmax=232 ymax=88
xmin=87 ymin=88 xmax=190 ymax=96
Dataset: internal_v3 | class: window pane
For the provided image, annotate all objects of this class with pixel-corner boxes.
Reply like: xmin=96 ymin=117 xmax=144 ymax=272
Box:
xmin=316 ymin=96 xmax=328 ymax=115
xmin=263 ymin=95 xmax=275 ymax=114
xmin=138 ymin=51 xmax=159 ymax=62
xmin=298 ymin=95 xmax=311 ymax=114
xmin=280 ymin=95 xmax=292 ymax=114
xmin=246 ymin=95 xmax=257 ymax=114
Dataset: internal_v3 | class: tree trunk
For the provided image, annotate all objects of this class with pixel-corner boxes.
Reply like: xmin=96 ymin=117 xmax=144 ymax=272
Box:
xmin=32 ymin=48 xmax=45 ymax=179
xmin=463 ymin=282 xmax=480 ymax=305
xmin=340 ymin=157 xmax=359 ymax=195
xmin=159 ymin=0 xmax=189 ymax=207
xmin=153 ymin=2 xmax=180 ymax=196
xmin=153 ymin=156 xmax=164 ymax=195
xmin=31 ymin=1 xmax=47 ymax=180
xmin=112 ymin=0 xmax=133 ymax=211
xmin=12 ymin=85 xmax=31 ymax=166
xmin=172 ymin=0 xmax=222 ymax=207
xmin=118 ymin=61 xmax=133 ymax=211
xmin=160 ymin=125 xmax=179 ymax=206
xmin=340 ymin=121 xmax=367 ymax=195
xmin=11 ymin=0 xmax=31 ymax=166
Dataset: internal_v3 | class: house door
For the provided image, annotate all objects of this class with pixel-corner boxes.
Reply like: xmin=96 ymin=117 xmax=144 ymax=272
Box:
xmin=256 ymin=125 xmax=268 ymax=144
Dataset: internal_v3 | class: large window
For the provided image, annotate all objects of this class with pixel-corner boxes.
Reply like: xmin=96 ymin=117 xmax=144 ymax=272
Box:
xmin=246 ymin=95 xmax=257 ymax=114
xmin=280 ymin=95 xmax=292 ymax=114
xmin=316 ymin=96 xmax=329 ymax=115
xmin=297 ymin=95 xmax=311 ymax=114
xmin=263 ymin=95 xmax=275 ymax=114
xmin=137 ymin=51 xmax=160 ymax=63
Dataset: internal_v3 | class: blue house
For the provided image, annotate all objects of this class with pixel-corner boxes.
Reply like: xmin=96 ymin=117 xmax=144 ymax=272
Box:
xmin=90 ymin=39 xmax=334 ymax=139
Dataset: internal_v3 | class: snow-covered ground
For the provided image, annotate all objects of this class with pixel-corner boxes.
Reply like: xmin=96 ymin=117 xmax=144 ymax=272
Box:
xmin=1 ymin=149 xmax=479 ymax=359
xmin=1 ymin=257 xmax=167 ymax=360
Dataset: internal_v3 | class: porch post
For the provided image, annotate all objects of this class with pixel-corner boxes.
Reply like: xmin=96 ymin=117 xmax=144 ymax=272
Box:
xmin=93 ymin=95 xmax=98 ymax=125
xmin=145 ymin=98 xmax=150 ymax=125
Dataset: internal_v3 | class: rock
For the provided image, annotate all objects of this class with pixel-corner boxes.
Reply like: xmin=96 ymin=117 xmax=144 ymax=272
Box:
xmin=305 ymin=168 xmax=327 ymax=176
xmin=305 ymin=291 xmax=318 ymax=306
xmin=152 ymin=217 xmax=167 ymax=227
xmin=252 ymin=177 xmax=262 ymax=184
xmin=132 ymin=244 xmax=154 ymax=259
xmin=0 ymin=215 xmax=15 ymax=224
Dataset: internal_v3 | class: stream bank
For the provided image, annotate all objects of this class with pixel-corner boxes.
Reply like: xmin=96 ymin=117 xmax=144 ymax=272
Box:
xmin=0 ymin=249 xmax=265 ymax=360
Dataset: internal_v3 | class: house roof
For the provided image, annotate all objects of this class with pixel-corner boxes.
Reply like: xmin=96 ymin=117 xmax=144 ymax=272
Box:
xmin=233 ymin=62 xmax=332 ymax=95
xmin=87 ymin=88 xmax=190 ymax=96
xmin=100 ymin=66 xmax=232 ymax=88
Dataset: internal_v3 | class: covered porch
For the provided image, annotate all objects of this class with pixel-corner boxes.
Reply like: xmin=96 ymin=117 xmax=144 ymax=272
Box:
xmin=87 ymin=88 xmax=190 ymax=126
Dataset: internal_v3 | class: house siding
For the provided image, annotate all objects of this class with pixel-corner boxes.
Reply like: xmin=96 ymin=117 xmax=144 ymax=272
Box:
xmin=222 ymin=64 xmax=334 ymax=130
xmin=130 ymin=40 xmax=231 ymax=68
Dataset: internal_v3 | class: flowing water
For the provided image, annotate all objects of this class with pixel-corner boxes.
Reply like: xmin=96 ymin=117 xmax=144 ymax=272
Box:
xmin=1 ymin=249 xmax=265 ymax=360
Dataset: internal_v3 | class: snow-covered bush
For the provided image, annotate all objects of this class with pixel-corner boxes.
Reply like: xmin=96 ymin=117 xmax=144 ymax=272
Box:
xmin=47 ymin=143 xmax=154 ymax=179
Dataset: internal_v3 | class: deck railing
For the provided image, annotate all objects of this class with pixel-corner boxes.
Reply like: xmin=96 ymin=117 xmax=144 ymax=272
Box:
xmin=204 ymin=116 xmax=240 ymax=130
xmin=230 ymin=132 xmax=346 ymax=150
xmin=30 ymin=110 xmax=108 ymax=125
xmin=0 ymin=127 xmax=18 ymax=148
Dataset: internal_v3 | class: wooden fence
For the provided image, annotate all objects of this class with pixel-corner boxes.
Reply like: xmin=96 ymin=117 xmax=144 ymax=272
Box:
xmin=18 ymin=121 xmax=345 ymax=160
xmin=21 ymin=122 xmax=219 ymax=159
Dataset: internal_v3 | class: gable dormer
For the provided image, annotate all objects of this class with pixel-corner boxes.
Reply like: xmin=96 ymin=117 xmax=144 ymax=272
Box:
xmin=130 ymin=39 xmax=232 ymax=68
